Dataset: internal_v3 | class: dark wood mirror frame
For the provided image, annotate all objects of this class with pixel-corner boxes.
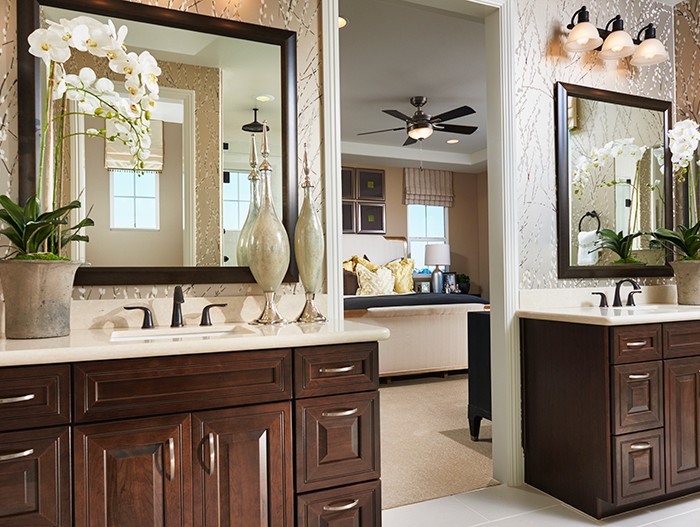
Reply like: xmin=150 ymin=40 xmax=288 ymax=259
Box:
xmin=17 ymin=0 xmax=298 ymax=285
xmin=555 ymin=82 xmax=674 ymax=279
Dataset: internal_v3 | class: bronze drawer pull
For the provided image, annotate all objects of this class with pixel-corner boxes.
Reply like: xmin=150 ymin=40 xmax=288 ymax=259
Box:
xmin=322 ymin=499 xmax=359 ymax=512
xmin=628 ymin=373 xmax=651 ymax=380
xmin=167 ymin=438 xmax=175 ymax=480
xmin=625 ymin=340 xmax=648 ymax=348
xmin=207 ymin=433 xmax=216 ymax=476
xmin=319 ymin=365 xmax=355 ymax=374
xmin=630 ymin=442 xmax=652 ymax=451
xmin=0 ymin=393 xmax=36 ymax=405
xmin=0 ymin=448 xmax=34 ymax=462
xmin=322 ymin=408 xmax=359 ymax=418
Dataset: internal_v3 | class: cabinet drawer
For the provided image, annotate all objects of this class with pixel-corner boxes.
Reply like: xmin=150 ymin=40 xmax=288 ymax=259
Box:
xmin=614 ymin=429 xmax=665 ymax=506
xmin=297 ymin=480 xmax=381 ymax=527
xmin=74 ymin=349 xmax=292 ymax=422
xmin=612 ymin=325 xmax=662 ymax=364
xmin=296 ymin=391 xmax=380 ymax=492
xmin=295 ymin=342 xmax=378 ymax=398
xmin=0 ymin=364 xmax=70 ymax=432
xmin=0 ymin=426 xmax=71 ymax=526
xmin=664 ymin=321 xmax=700 ymax=359
xmin=612 ymin=361 xmax=663 ymax=435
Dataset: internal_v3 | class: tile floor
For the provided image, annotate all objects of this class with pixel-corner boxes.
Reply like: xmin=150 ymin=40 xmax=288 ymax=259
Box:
xmin=382 ymin=485 xmax=700 ymax=526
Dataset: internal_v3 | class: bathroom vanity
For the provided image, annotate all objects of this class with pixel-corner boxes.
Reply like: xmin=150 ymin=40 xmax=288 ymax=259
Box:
xmin=0 ymin=322 xmax=388 ymax=527
xmin=520 ymin=306 xmax=700 ymax=518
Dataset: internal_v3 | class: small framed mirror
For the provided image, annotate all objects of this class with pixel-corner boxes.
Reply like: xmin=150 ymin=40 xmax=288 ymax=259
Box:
xmin=555 ymin=82 xmax=674 ymax=278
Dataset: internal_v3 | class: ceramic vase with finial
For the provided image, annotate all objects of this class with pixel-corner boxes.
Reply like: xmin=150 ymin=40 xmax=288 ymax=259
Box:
xmin=236 ymin=134 xmax=261 ymax=266
xmin=248 ymin=121 xmax=290 ymax=324
xmin=294 ymin=143 xmax=326 ymax=323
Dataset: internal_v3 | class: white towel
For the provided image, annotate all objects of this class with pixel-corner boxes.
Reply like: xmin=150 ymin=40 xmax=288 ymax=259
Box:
xmin=577 ymin=230 xmax=599 ymax=266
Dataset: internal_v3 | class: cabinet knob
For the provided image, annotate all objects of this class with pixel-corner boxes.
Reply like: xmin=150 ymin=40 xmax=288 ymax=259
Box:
xmin=323 ymin=499 xmax=359 ymax=512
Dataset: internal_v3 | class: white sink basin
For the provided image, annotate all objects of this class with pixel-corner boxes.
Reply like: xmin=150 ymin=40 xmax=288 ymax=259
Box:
xmin=111 ymin=324 xmax=257 ymax=342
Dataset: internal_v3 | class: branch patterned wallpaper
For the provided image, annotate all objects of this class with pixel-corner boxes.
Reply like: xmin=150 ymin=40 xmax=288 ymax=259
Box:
xmin=675 ymin=0 xmax=700 ymax=123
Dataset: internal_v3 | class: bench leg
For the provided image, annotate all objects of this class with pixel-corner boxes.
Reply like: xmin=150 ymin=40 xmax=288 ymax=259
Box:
xmin=468 ymin=408 xmax=483 ymax=442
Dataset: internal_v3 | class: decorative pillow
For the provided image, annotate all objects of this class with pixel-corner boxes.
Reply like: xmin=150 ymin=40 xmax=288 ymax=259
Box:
xmin=385 ymin=258 xmax=415 ymax=293
xmin=343 ymin=269 xmax=359 ymax=295
xmin=355 ymin=263 xmax=395 ymax=296
xmin=342 ymin=255 xmax=380 ymax=273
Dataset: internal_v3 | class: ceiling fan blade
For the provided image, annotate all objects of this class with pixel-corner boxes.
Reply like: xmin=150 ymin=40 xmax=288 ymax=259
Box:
xmin=403 ymin=136 xmax=418 ymax=146
xmin=383 ymin=109 xmax=414 ymax=122
xmin=357 ymin=127 xmax=405 ymax=136
xmin=430 ymin=105 xmax=476 ymax=123
xmin=434 ymin=123 xmax=478 ymax=135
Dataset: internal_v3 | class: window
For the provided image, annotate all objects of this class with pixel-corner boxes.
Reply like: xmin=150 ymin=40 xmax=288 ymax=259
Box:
xmin=407 ymin=204 xmax=448 ymax=271
xmin=222 ymin=170 xmax=252 ymax=231
xmin=110 ymin=170 xmax=159 ymax=229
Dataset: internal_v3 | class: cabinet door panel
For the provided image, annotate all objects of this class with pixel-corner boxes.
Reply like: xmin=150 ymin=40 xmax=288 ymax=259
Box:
xmin=74 ymin=414 xmax=192 ymax=527
xmin=612 ymin=325 xmax=662 ymax=364
xmin=614 ymin=428 xmax=665 ymax=506
xmin=664 ymin=322 xmax=700 ymax=359
xmin=0 ymin=427 xmax=70 ymax=527
xmin=192 ymin=402 xmax=293 ymax=527
xmin=297 ymin=480 xmax=381 ymax=527
xmin=665 ymin=357 xmax=700 ymax=492
xmin=613 ymin=361 xmax=663 ymax=434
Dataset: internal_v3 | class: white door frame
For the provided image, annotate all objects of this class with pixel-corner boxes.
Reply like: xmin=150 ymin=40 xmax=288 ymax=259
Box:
xmin=321 ymin=0 xmax=522 ymax=485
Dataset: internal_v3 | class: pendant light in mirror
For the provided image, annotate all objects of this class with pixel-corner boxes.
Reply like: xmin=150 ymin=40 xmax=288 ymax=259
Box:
xmin=241 ymin=108 xmax=269 ymax=133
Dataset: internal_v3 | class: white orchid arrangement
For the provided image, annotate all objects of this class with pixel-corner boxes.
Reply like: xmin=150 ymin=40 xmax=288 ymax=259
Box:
xmin=668 ymin=119 xmax=700 ymax=179
xmin=28 ymin=15 xmax=160 ymax=215
xmin=571 ymin=138 xmax=648 ymax=196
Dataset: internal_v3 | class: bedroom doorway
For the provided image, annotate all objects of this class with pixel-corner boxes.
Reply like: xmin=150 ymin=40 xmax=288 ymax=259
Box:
xmin=335 ymin=0 xmax=504 ymax=510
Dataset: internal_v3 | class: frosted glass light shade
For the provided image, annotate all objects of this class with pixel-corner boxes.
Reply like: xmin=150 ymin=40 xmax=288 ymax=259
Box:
xmin=599 ymin=30 xmax=636 ymax=59
xmin=425 ymin=244 xmax=451 ymax=266
xmin=408 ymin=123 xmax=433 ymax=140
xmin=564 ymin=22 xmax=603 ymax=52
xmin=630 ymin=38 xmax=669 ymax=66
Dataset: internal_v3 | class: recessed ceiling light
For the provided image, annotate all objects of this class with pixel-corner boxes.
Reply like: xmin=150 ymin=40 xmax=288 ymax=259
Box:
xmin=338 ymin=16 xmax=348 ymax=29
xmin=256 ymin=94 xmax=275 ymax=103
xmin=446 ymin=139 xmax=460 ymax=144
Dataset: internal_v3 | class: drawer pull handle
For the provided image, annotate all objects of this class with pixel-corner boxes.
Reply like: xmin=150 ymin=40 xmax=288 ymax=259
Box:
xmin=628 ymin=373 xmax=651 ymax=380
xmin=319 ymin=365 xmax=355 ymax=374
xmin=207 ymin=433 xmax=216 ymax=476
xmin=0 ymin=394 xmax=35 ymax=405
xmin=625 ymin=340 xmax=648 ymax=348
xmin=322 ymin=408 xmax=359 ymax=418
xmin=323 ymin=499 xmax=359 ymax=512
xmin=0 ymin=448 xmax=34 ymax=462
xmin=166 ymin=438 xmax=175 ymax=480
xmin=630 ymin=442 xmax=652 ymax=451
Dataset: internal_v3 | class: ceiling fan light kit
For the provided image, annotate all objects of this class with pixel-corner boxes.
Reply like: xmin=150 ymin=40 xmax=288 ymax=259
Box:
xmin=242 ymin=108 xmax=270 ymax=133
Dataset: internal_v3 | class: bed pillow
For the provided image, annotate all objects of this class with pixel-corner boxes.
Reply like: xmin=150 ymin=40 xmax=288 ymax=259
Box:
xmin=385 ymin=258 xmax=415 ymax=293
xmin=343 ymin=270 xmax=359 ymax=295
xmin=342 ymin=255 xmax=380 ymax=273
xmin=355 ymin=263 xmax=395 ymax=296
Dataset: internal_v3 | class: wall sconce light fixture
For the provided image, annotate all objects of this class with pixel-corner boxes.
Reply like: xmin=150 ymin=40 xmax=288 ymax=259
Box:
xmin=564 ymin=6 xmax=668 ymax=67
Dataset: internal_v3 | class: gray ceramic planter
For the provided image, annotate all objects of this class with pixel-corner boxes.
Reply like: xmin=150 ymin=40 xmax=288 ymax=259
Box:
xmin=670 ymin=260 xmax=700 ymax=305
xmin=0 ymin=259 xmax=79 ymax=338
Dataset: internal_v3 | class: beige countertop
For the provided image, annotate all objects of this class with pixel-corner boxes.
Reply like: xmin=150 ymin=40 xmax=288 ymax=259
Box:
xmin=517 ymin=304 xmax=700 ymax=326
xmin=0 ymin=321 xmax=390 ymax=367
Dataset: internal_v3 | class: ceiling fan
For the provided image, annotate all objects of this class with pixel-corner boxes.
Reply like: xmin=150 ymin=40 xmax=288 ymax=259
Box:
xmin=358 ymin=96 xmax=478 ymax=146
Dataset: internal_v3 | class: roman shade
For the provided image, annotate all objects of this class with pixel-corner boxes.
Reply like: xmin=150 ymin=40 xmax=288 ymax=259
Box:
xmin=105 ymin=119 xmax=163 ymax=171
xmin=403 ymin=168 xmax=454 ymax=207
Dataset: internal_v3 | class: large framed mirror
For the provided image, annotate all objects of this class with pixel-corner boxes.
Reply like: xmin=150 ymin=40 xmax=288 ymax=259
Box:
xmin=17 ymin=0 xmax=298 ymax=285
xmin=555 ymin=82 xmax=674 ymax=278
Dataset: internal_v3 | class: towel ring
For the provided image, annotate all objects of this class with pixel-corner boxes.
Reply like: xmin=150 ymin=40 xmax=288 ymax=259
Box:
xmin=578 ymin=211 xmax=601 ymax=233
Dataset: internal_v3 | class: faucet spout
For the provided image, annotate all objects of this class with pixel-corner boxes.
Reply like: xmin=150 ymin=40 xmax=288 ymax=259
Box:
xmin=171 ymin=285 xmax=185 ymax=327
xmin=613 ymin=279 xmax=641 ymax=307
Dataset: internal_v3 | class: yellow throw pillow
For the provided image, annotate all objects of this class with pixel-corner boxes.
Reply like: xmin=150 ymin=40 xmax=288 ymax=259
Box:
xmin=355 ymin=263 xmax=395 ymax=296
xmin=386 ymin=258 xmax=415 ymax=293
xmin=342 ymin=258 xmax=356 ymax=273
xmin=342 ymin=255 xmax=380 ymax=273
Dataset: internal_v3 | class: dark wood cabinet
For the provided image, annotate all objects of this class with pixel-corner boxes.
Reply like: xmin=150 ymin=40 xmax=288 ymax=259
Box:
xmin=297 ymin=480 xmax=381 ymax=527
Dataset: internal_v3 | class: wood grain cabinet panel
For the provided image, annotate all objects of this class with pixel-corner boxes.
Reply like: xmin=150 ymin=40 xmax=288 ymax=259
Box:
xmin=613 ymin=361 xmax=663 ymax=434
xmin=296 ymin=391 xmax=380 ymax=493
xmin=0 ymin=426 xmax=71 ymax=527
xmin=191 ymin=402 xmax=293 ymax=527
xmin=664 ymin=322 xmax=700 ymax=359
xmin=74 ymin=414 xmax=192 ymax=527
xmin=612 ymin=325 xmax=663 ymax=364
xmin=665 ymin=357 xmax=700 ymax=493
xmin=297 ymin=480 xmax=381 ymax=527
xmin=614 ymin=429 xmax=665 ymax=505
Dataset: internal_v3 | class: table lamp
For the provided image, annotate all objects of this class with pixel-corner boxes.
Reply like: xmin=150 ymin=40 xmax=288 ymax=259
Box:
xmin=425 ymin=244 xmax=450 ymax=293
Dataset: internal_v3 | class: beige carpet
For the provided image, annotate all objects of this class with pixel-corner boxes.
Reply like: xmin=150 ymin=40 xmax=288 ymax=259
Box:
xmin=380 ymin=375 xmax=499 ymax=509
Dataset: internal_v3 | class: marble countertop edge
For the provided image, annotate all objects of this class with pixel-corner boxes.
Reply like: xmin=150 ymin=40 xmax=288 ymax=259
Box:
xmin=517 ymin=304 xmax=700 ymax=326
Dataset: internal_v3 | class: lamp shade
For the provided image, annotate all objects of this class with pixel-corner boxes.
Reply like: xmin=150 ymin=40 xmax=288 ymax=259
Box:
xmin=425 ymin=244 xmax=450 ymax=266
xmin=630 ymin=37 xmax=668 ymax=66
xmin=599 ymin=30 xmax=636 ymax=59
xmin=408 ymin=122 xmax=433 ymax=141
xmin=564 ymin=22 xmax=603 ymax=52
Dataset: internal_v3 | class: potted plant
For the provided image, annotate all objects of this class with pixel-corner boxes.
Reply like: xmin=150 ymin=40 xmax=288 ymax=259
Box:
xmin=0 ymin=15 xmax=160 ymax=338
xmin=593 ymin=229 xmax=644 ymax=264
xmin=652 ymin=221 xmax=700 ymax=304
xmin=456 ymin=273 xmax=470 ymax=294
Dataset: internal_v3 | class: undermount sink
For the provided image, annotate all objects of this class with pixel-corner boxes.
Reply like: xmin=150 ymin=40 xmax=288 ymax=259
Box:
xmin=110 ymin=324 xmax=257 ymax=342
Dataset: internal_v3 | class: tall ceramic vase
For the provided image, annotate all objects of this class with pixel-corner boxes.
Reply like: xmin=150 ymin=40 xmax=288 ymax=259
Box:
xmin=295 ymin=143 xmax=326 ymax=323
xmin=248 ymin=122 xmax=290 ymax=324
xmin=236 ymin=134 xmax=261 ymax=266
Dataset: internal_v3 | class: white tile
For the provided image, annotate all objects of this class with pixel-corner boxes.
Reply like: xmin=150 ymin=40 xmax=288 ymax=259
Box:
xmin=653 ymin=508 xmax=700 ymax=526
xmin=450 ymin=485 xmax=559 ymax=521
xmin=483 ymin=505 xmax=604 ymax=526
xmin=382 ymin=495 xmax=489 ymax=527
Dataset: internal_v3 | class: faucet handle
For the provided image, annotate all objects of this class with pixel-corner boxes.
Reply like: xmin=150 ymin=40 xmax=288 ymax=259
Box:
xmin=124 ymin=306 xmax=154 ymax=329
xmin=200 ymin=304 xmax=228 ymax=326
xmin=592 ymin=292 xmax=609 ymax=307
xmin=626 ymin=290 xmax=642 ymax=307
